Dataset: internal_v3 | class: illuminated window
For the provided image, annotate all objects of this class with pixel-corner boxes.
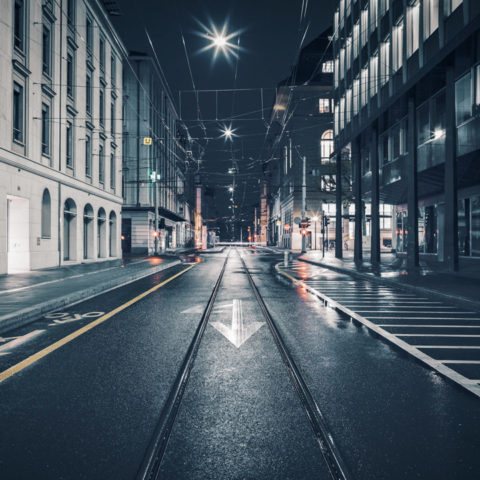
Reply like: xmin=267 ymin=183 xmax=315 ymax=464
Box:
xmin=445 ymin=0 xmax=462 ymax=15
xmin=370 ymin=0 xmax=378 ymax=32
xmin=346 ymin=88 xmax=352 ymax=123
xmin=370 ymin=54 xmax=378 ymax=98
xmin=406 ymin=3 xmax=420 ymax=57
xmin=361 ymin=8 xmax=368 ymax=46
xmin=423 ymin=0 xmax=439 ymax=39
xmin=392 ymin=22 xmax=403 ymax=72
xmin=361 ymin=67 xmax=368 ymax=107
xmin=319 ymin=98 xmax=331 ymax=114
xmin=321 ymin=130 xmax=334 ymax=162
xmin=353 ymin=78 xmax=360 ymax=116
xmin=322 ymin=61 xmax=334 ymax=73
xmin=380 ymin=40 xmax=390 ymax=86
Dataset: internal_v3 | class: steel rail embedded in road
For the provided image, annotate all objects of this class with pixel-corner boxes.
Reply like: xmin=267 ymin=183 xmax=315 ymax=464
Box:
xmin=136 ymin=249 xmax=231 ymax=480
xmin=237 ymin=250 xmax=353 ymax=480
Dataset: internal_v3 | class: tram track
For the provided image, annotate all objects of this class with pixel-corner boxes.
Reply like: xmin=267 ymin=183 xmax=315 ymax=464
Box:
xmin=238 ymin=250 xmax=352 ymax=480
xmin=136 ymin=250 xmax=231 ymax=480
xmin=137 ymin=247 xmax=352 ymax=480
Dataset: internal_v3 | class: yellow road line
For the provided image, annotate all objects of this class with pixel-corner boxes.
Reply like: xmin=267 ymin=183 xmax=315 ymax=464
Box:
xmin=0 ymin=263 xmax=197 ymax=384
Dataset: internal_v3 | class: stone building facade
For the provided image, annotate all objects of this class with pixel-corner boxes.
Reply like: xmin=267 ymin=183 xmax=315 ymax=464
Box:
xmin=0 ymin=0 xmax=126 ymax=273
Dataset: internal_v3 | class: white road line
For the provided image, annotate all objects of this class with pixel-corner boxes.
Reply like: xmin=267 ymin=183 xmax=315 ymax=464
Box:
xmin=0 ymin=330 xmax=45 ymax=353
xmin=366 ymin=317 xmax=480 ymax=320
xmin=359 ymin=311 xmax=477 ymax=314
xmin=397 ymin=334 xmax=480 ymax=337
xmin=320 ymin=295 xmax=421 ymax=298
xmin=334 ymin=301 xmax=443 ymax=305
xmin=351 ymin=311 xmax=462 ymax=314
xmin=416 ymin=345 xmax=480 ymax=349
xmin=378 ymin=324 xmax=480 ymax=328
xmin=442 ymin=360 xmax=480 ymax=364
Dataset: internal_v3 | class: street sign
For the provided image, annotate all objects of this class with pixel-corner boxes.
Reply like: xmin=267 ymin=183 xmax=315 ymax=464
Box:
xmin=143 ymin=137 xmax=152 ymax=146
xmin=294 ymin=217 xmax=301 ymax=224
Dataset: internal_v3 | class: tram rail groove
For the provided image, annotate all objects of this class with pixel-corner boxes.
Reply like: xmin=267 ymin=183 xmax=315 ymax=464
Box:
xmin=238 ymin=250 xmax=353 ymax=480
xmin=136 ymin=250 xmax=231 ymax=480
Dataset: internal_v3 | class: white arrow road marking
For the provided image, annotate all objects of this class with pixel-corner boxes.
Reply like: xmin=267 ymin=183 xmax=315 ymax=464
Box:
xmin=211 ymin=299 xmax=264 ymax=348
xmin=0 ymin=330 xmax=45 ymax=355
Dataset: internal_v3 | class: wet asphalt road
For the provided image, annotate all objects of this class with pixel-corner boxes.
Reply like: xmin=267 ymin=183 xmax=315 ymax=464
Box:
xmin=0 ymin=248 xmax=479 ymax=479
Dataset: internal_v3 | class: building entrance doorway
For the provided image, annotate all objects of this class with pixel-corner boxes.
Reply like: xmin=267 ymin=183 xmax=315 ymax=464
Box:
xmin=7 ymin=195 xmax=30 ymax=273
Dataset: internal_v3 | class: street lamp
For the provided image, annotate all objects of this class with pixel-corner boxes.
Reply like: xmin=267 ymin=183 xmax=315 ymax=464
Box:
xmin=199 ymin=22 xmax=243 ymax=61
xmin=220 ymin=124 xmax=237 ymax=141
xmin=312 ymin=216 xmax=319 ymax=250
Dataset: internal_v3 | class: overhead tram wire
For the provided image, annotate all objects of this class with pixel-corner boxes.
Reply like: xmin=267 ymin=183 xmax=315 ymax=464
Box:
xmin=40 ymin=0 xmax=192 ymax=174
xmin=254 ymin=0 xmax=313 ymax=170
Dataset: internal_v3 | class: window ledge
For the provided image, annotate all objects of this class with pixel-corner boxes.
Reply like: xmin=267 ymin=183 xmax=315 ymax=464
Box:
xmin=12 ymin=58 xmax=31 ymax=77
xmin=41 ymin=82 xmax=56 ymax=98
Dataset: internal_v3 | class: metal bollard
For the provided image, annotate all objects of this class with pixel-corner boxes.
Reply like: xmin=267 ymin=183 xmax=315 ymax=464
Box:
xmin=284 ymin=250 xmax=290 ymax=267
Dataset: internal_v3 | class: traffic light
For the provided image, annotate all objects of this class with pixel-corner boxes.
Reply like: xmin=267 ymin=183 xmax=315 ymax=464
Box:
xmin=323 ymin=215 xmax=330 ymax=227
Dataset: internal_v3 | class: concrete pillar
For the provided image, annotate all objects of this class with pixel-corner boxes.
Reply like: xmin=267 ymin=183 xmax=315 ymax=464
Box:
xmin=370 ymin=127 xmax=380 ymax=266
xmin=335 ymin=150 xmax=343 ymax=259
xmin=444 ymin=66 xmax=459 ymax=270
xmin=353 ymin=138 xmax=362 ymax=263
xmin=407 ymin=96 xmax=419 ymax=269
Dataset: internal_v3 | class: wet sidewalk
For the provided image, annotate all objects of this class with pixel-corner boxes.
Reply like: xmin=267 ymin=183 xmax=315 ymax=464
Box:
xmin=0 ymin=256 xmax=181 ymax=334
xmin=298 ymin=250 xmax=480 ymax=311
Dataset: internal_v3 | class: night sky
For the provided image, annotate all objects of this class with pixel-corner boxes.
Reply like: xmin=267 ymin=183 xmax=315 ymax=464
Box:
xmin=112 ymin=0 xmax=337 ymax=234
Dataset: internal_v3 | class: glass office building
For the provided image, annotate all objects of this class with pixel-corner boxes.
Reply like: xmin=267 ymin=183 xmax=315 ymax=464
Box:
xmin=333 ymin=0 xmax=480 ymax=270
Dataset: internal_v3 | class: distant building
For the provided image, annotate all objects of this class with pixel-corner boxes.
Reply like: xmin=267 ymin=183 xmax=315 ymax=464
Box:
xmin=264 ymin=28 xmax=335 ymax=250
xmin=0 ymin=0 xmax=126 ymax=274
xmin=333 ymin=0 xmax=480 ymax=270
xmin=121 ymin=52 xmax=194 ymax=255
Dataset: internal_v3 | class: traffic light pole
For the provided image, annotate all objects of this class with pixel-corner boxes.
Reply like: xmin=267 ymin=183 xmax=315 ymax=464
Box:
xmin=301 ymin=155 xmax=306 ymax=254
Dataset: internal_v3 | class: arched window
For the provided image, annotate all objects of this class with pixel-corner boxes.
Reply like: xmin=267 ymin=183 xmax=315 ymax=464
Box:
xmin=63 ymin=198 xmax=77 ymax=260
xmin=320 ymin=129 xmax=334 ymax=163
xmin=41 ymin=189 xmax=51 ymax=238
xmin=109 ymin=211 xmax=117 ymax=257
xmin=97 ymin=208 xmax=107 ymax=258
xmin=83 ymin=204 xmax=94 ymax=259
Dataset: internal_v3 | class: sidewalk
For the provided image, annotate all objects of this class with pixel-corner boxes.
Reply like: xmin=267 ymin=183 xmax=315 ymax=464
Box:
xmin=297 ymin=250 xmax=480 ymax=311
xmin=0 ymin=256 xmax=182 ymax=334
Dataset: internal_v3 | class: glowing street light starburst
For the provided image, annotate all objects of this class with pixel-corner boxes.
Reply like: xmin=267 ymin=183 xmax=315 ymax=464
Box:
xmin=196 ymin=20 xmax=244 ymax=62
xmin=219 ymin=124 xmax=237 ymax=141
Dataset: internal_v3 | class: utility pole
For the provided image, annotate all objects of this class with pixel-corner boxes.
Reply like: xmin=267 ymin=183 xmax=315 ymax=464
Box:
xmin=322 ymin=210 xmax=326 ymax=258
xmin=154 ymin=175 xmax=158 ymax=255
xmin=301 ymin=155 xmax=307 ymax=253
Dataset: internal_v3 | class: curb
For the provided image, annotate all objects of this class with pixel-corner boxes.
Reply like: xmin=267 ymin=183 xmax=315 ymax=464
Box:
xmin=297 ymin=256 xmax=480 ymax=313
xmin=0 ymin=260 xmax=181 ymax=335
